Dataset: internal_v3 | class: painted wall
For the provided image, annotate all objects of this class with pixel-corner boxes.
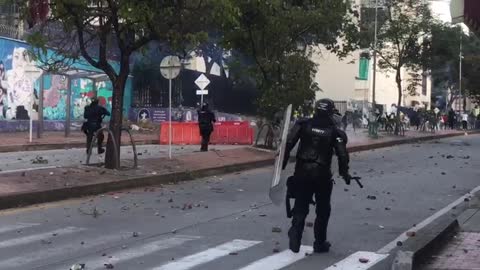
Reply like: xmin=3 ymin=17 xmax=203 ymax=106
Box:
xmin=0 ymin=36 xmax=132 ymax=131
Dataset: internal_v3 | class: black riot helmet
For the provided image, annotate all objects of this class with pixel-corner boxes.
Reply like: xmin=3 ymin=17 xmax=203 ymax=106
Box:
xmin=201 ymin=102 xmax=209 ymax=111
xmin=315 ymin=98 xmax=335 ymax=117
xmin=90 ymin=97 xmax=99 ymax=106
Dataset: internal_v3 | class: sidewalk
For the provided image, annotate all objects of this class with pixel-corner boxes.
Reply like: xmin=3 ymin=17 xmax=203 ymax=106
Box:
xmin=0 ymin=129 xmax=477 ymax=210
xmin=0 ymin=131 xmax=159 ymax=153
xmin=418 ymin=195 xmax=480 ymax=270
xmin=0 ymin=128 xmax=474 ymax=153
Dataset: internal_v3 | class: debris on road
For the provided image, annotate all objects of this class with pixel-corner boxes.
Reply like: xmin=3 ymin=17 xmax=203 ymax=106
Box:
xmin=397 ymin=241 xmax=403 ymax=247
xmin=272 ymin=227 xmax=282 ymax=233
xmin=229 ymin=252 xmax=238 ymax=255
xmin=359 ymin=258 xmax=370 ymax=263
xmin=306 ymin=222 xmax=314 ymax=228
xmin=132 ymin=232 xmax=140 ymax=237
xmin=406 ymin=231 xmax=416 ymax=237
xmin=367 ymin=195 xmax=377 ymax=200
xmin=104 ymin=263 xmax=114 ymax=269
xmin=31 ymin=156 xmax=48 ymax=164
xmin=70 ymin=264 xmax=86 ymax=270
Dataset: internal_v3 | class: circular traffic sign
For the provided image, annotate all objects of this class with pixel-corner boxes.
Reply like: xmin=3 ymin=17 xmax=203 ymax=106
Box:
xmin=160 ymin=56 xmax=181 ymax=79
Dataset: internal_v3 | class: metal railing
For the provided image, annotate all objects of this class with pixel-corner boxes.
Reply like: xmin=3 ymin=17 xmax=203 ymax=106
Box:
xmin=85 ymin=127 xmax=138 ymax=170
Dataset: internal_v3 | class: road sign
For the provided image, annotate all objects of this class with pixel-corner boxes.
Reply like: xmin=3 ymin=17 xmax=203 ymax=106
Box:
xmin=196 ymin=90 xmax=209 ymax=95
xmin=195 ymin=74 xmax=210 ymax=90
xmin=160 ymin=56 xmax=181 ymax=79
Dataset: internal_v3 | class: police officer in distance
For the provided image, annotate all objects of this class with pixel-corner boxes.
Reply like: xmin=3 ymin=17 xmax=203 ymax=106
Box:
xmin=282 ymin=98 xmax=353 ymax=253
xmin=197 ymin=103 xmax=216 ymax=151
xmin=82 ymin=97 xmax=110 ymax=154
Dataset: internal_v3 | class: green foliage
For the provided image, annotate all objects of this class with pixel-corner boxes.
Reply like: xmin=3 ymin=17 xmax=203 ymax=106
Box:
xmin=371 ymin=0 xmax=434 ymax=106
xmin=430 ymin=23 xmax=480 ymax=106
xmin=222 ymin=0 xmax=359 ymax=120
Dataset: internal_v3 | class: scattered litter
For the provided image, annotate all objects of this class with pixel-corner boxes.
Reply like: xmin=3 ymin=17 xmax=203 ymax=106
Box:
xmin=151 ymin=171 xmax=158 ymax=175
xmin=344 ymin=188 xmax=349 ymax=192
xmin=429 ymin=208 xmax=436 ymax=211
xmin=272 ymin=227 xmax=282 ymax=233
xmin=463 ymin=249 xmax=469 ymax=253
xmin=168 ymin=198 xmax=173 ymax=203
xmin=367 ymin=195 xmax=377 ymax=200
xmin=259 ymin=214 xmax=267 ymax=217
xmin=452 ymin=185 xmax=456 ymax=189
xmin=366 ymin=208 xmax=371 ymax=211
xmin=49 ymin=172 xmax=54 ymax=175
xmin=385 ymin=207 xmax=391 ymax=211
xmin=379 ymin=225 xmax=385 ymax=229
xmin=441 ymin=172 xmax=446 ymax=175
xmin=229 ymin=252 xmax=238 ymax=255
xmin=446 ymin=155 xmax=454 ymax=159
xmin=104 ymin=263 xmax=114 ymax=269
xmin=396 ymin=241 xmax=403 ymax=247
xmin=132 ymin=232 xmax=140 ymax=237
xmin=464 ymin=197 xmax=471 ymax=202
xmin=237 ymin=189 xmax=244 ymax=192
xmin=41 ymin=239 xmax=52 ymax=245
xmin=306 ymin=222 xmax=314 ymax=228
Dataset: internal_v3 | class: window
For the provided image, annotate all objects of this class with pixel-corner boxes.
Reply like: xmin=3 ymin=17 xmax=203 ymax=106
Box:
xmin=358 ymin=53 xmax=370 ymax=81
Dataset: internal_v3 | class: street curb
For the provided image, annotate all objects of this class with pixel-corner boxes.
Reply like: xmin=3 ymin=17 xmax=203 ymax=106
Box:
xmin=0 ymin=159 xmax=273 ymax=211
xmin=0 ymin=139 xmax=159 ymax=153
xmin=0 ymin=131 xmax=477 ymax=210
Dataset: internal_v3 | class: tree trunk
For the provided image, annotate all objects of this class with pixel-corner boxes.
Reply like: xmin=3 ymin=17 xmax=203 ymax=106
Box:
xmin=105 ymin=77 xmax=126 ymax=169
xmin=395 ymin=68 xmax=402 ymax=135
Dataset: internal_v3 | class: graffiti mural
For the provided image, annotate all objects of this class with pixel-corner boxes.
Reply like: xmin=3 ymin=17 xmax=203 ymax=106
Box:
xmin=0 ymin=40 xmax=42 ymax=120
xmin=0 ymin=37 xmax=133 ymax=132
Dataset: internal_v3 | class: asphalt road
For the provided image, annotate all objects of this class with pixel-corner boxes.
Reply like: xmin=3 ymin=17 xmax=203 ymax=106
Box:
xmin=0 ymin=145 xmax=240 ymax=172
xmin=0 ymin=135 xmax=478 ymax=270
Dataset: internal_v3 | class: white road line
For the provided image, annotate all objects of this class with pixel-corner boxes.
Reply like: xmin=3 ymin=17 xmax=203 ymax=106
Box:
xmin=324 ymin=251 xmax=388 ymax=270
xmin=53 ymin=235 xmax=201 ymax=270
xmin=237 ymin=246 xmax=313 ymax=270
xmin=0 ymin=232 xmax=132 ymax=268
xmin=152 ymin=239 xmax=262 ymax=270
xmin=0 ymin=223 xmax=40 ymax=234
xmin=0 ymin=166 xmax=58 ymax=175
xmin=0 ymin=226 xmax=85 ymax=249
xmin=377 ymin=185 xmax=480 ymax=254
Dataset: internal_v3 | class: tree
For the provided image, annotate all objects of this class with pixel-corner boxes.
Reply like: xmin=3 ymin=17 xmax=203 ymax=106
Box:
xmin=222 ymin=0 xmax=359 ymax=122
xmin=20 ymin=0 xmax=237 ymax=168
xmin=430 ymin=23 xmax=480 ymax=110
xmin=373 ymin=0 xmax=433 ymax=112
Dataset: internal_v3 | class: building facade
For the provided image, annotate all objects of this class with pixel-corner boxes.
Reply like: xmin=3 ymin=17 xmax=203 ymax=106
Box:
xmin=312 ymin=0 xmax=432 ymax=114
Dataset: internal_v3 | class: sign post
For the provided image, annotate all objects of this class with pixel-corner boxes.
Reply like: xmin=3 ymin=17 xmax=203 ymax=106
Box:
xmin=194 ymin=74 xmax=211 ymax=106
xmin=160 ymin=56 xmax=182 ymax=159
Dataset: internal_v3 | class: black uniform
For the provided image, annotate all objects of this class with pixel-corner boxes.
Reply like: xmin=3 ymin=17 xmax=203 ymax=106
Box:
xmin=83 ymin=101 xmax=110 ymax=154
xmin=283 ymin=99 xmax=351 ymax=253
xmin=197 ymin=104 xmax=216 ymax=151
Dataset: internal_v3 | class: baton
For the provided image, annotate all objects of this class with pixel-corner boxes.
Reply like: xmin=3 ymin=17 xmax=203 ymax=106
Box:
xmin=351 ymin=176 xmax=364 ymax=188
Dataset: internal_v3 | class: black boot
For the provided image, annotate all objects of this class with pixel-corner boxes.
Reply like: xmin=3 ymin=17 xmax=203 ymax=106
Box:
xmin=313 ymin=241 xmax=331 ymax=253
xmin=288 ymin=227 xmax=302 ymax=253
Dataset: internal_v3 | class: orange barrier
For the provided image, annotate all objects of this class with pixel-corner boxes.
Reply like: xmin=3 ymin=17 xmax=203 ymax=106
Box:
xmin=160 ymin=121 xmax=253 ymax=145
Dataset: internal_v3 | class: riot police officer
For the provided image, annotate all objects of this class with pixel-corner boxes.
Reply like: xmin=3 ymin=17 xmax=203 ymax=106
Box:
xmin=197 ymin=103 xmax=216 ymax=151
xmin=83 ymin=97 xmax=110 ymax=154
xmin=282 ymin=98 xmax=353 ymax=253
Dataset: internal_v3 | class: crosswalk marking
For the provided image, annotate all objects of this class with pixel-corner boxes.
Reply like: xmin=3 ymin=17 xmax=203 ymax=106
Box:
xmin=53 ymin=235 xmax=200 ymax=270
xmin=237 ymin=246 xmax=313 ymax=270
xmin=0 ymin=232 xmax=132 ymax=269
xmin=0 ymin=223 xmax=40 ymax=234
xmin=152 ymin=239 xmax=262 ymax=270
xmin=0 ymin=226 xmax=85 ymax=249
xmin=324 ymin=251 xmax=388 ymax=270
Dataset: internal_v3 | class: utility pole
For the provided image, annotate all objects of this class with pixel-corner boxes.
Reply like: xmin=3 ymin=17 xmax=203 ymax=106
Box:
xmin=372 ymin=0 xmax=379 ymax=107
xmin=459 ymin=33 xmax=465 ymax=112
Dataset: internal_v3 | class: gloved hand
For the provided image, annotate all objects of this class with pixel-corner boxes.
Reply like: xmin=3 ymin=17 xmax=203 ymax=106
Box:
xmin=341 ymin=173 xmax=352 ymax=185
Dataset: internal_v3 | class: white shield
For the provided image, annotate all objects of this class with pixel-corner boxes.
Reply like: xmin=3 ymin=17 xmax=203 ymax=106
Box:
xmin=269 ymin=104 xmax=293 ymax=206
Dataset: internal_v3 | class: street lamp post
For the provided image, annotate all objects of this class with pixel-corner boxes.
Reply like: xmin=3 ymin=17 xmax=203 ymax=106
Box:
xmin=372 ymin=0 xmax=379 ymax=107
xmin=459 ymin=33 xmax=464 ymax=112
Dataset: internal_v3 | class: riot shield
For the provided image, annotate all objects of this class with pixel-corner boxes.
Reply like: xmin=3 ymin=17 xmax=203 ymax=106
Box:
xmin=269 ymin=104 xmax=292 ymax=206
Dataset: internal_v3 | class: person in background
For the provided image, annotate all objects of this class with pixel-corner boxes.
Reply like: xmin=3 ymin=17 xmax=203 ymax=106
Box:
xmin=83 ymin=97 xmax=110 ymax=154
xmin=461 ymin=111 xmax=469 ymax=131
xmin=448 ymin=108 xmax=456 ymax=130
xmin=197 ymin=103 xmax=216 ymax=151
